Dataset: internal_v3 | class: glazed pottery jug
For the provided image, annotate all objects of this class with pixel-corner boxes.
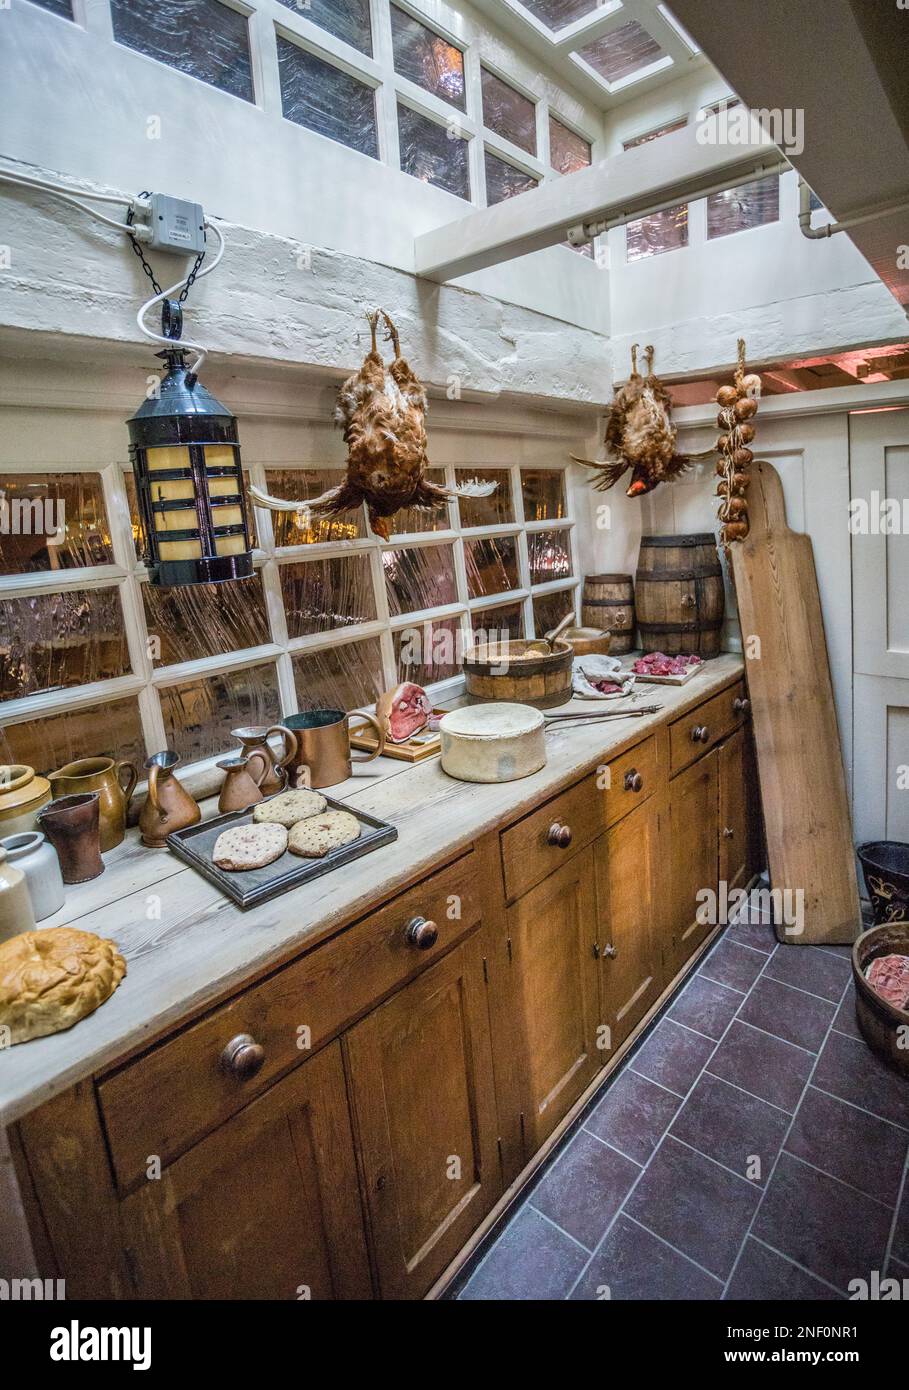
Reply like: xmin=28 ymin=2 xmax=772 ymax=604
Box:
xmin=139 ymin=751 xmax=201 ymax=848
xmin=37 ymin=792 xmax=104 ymax=884
xmin=48 ymin=757 xmax=139 ymax=852
xmin=217 ymin=755 xmax=268 ymax=814
xmin=0 ymin=830 xmax=65 ymax=922
xmin=230 ymin=726 xmax=298 ymax=795
xmin=283 ymin=709 xmax=385 ymax=790
xmin=0 ymin=846 xmax=36 ymax=943
xmin=0 ymin=765 xmax=52 ymax=837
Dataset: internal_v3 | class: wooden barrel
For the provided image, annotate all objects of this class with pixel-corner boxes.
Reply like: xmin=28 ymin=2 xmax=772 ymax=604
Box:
xmin=635 ymin=534 xmax=725 ymax=658
xmin=462 ymin=639 xmax=573 ymax=709
xmin=581 ymin=574 xmax=635 ymax=655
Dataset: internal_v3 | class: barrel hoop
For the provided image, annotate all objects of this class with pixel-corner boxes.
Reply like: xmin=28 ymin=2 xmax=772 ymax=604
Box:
xmin=583 ymin=597 xmax=635 ymax=607
xmin=638 ymin=619 xmax=724 ymax=633
xmin=637 ymin=565 xmax=721 ymax=581
xmin=640 ymin=534 xmax=716 ymax=548
xmin=584 ymin=573 xmax=633 ymax=583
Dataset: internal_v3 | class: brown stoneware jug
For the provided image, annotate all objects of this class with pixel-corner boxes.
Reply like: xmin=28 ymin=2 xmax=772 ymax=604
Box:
xmin=217 ymin=755 xmax=267 ymax=814
xmin=48 ymin=756 xmax=138 ymax=852
xmin=37 ymin=792 xmax=104 ymax=883
xmin=139 ymin=751 xmax=201 ymax=849
xmin=230 ymin=725 xmax=298 ymax=795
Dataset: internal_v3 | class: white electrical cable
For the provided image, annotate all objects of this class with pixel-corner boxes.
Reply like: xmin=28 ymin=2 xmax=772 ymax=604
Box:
xmin=0 ymin=169 xmax=140 ymax=233
xmin=135 ymin=220 xmax=226 ymax=379
xmin=0 ymin=165 xmax=138 ymax=208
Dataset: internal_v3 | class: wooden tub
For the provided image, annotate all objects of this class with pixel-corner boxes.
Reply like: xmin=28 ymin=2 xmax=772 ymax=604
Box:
xmin=852 ymin=924 xmax=909 ymax=1077
xmin=462 ymin=639 xmax=573 ymax=709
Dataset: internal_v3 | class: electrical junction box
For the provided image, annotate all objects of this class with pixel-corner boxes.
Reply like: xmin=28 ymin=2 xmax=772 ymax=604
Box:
xmin=146 ymin=193 xmax=206 ymax=255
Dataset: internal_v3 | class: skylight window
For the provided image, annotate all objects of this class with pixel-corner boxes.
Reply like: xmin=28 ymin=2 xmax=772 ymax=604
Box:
xmin=657 ymin=4 xmax=701 ymax=54
xmin=518 ymin=0 xmax=603 ymax=31
xmin=576 ymin=18 xmax=665 ymax=84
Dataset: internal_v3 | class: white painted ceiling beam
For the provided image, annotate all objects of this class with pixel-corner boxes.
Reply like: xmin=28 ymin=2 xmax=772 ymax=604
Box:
xmin=414 ymin=120 xmax=784 ymax=281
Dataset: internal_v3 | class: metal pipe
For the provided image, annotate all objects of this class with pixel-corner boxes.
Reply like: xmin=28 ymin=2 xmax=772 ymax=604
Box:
xmin=798 ymin=177 xmax=909 ymax=240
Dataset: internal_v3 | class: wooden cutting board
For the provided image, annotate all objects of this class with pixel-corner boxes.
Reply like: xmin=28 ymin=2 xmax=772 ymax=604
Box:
xmin=731 ymin=461 xmax=861 ymax=944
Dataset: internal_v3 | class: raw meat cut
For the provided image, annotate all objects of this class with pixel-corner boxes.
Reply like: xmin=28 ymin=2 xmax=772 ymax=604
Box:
xmin=375 ymin=682 xmax=433 ymax=743
xmin=865 ymin=954 xmax=909 ymax=1012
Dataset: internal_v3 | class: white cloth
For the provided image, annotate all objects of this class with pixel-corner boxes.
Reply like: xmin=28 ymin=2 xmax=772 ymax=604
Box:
xmin=572 ymin=654 xmax=637 ymax=700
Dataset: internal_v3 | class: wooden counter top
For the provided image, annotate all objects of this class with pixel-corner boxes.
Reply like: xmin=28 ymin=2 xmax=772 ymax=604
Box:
xmin=0 ymin=655 xmax=744 ymax=1127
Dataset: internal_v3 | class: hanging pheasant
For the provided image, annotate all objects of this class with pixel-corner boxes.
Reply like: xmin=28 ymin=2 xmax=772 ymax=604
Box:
xmin=573 ymin=344 xmax=712 ymax=497
xmin=248 ymin=309 xmax=493 ymax=541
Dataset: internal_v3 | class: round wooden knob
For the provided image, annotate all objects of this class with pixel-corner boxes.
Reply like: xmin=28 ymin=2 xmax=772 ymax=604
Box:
xmin=624 ymin=769 xmax=643 ymax=793
xmin=691 ymin=725 xmax=710 ymax=744
xmin=723 ymin=826 xmax=735 ymax=838
xmin=603 ymin=944 xmax=618 ymax=959
xmin=220 ymin=1033 xmax=265 ymax=1082
xmin=404 ymin=916 xmax=438 ymax=950
xmin=733 ymin=696 xmax=750 ymax=714
xmin=548 ymin=822 xmax=572 ymax=848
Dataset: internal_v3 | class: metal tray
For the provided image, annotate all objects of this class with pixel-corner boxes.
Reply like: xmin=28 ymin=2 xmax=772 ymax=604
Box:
xmin=166 ymin=794 xmax=398 ymax=910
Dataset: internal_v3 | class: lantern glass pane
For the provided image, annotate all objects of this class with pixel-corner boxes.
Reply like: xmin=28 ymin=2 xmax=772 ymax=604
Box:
xmin=0 ymin=588 xmax=130 ymax=701
xmin=277 ymin=36 xmax=379 ymax=158
xmin=263 ymin=469 xmax=365 ymax=546
xmin=465 ymin=536 xmax=519 ymax=598
xmin=455 ymin=469 xmax=514 ymax=527
xmin=159 ymin=663 xmax=282 ymax=764
xmin=280 ymin=555 xmax=377 ymax=637
xmin=398 ymin=103 xmax=471 ymax=200
xmin=481 ymin=69 xmax=536 ymax=156
xmin=0 ymin=472 xmax=113 ymax=575
xmin=521 ymin=469 xmax=566 ymax=521
xmin=273 ymin=0 xmax=372 ymax=55
xmin=383 ymin=544 xmax=457 ymax=616
xmin=291 ymin=637 xmax=384 ymax=711
xmin=394 ymin=617 xmax=462 ymax=685
xmin=109 ymin=0 xmax=254 ymax=102
xmin=142 ymin=574 xmax=271 ymax=666
xmin=0 ymin=698 xmax=145 ymax=776
xmin=391 ymin=5 xmax=466 ymax=110
xmin=126 ymin=469 xmax=258 ymax=556
xmin=528 ymin=529 xmax=572 ymax=584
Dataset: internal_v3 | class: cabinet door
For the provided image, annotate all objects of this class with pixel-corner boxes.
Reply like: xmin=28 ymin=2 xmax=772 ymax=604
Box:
xmin=507 ymin=847 xmax=601 ymax=1154
xmin=346 ymin=934 xmax=500 ymax=1300
xmin=595 ymin=797 xmax=664 ymax=1055
xmin=669 ymin=750 xmax=719 ymax=973
xmin=120 ymin=1042 xmax=372 ymax=1300
xmin=719 ymin=727 xmax=750 ymax=892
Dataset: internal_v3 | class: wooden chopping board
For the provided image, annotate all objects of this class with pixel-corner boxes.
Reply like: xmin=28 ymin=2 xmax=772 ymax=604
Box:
xmin=731 ymin=460 xmax=861 ymax=945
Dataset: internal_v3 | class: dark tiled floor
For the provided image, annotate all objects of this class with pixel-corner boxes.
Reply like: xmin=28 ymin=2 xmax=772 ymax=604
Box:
xmin=457 ymin=919 xmax=909 ymax=1301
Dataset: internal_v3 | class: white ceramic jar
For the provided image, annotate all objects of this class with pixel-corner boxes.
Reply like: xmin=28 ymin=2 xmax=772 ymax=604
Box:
xmin=0 ymin=845 xmax=37 ymax=942
xmin=0 ymin=831 xmax=65 ymax=923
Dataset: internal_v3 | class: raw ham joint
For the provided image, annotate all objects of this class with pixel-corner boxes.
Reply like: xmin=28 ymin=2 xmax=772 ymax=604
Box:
xmin=376 ymin=682 xmax=433 ymax=743
xmin=865 ymin=953 xmax=909 ymax=1012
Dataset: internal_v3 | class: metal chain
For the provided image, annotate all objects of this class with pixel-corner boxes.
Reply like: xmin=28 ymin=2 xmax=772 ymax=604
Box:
xmin=126 ymin=193 xmax=206 ymax=303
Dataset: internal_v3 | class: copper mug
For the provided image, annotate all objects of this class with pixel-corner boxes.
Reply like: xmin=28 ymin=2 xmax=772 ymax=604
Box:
xmin=48 ymin=756 xmax=138 ymax=852
xmin=284 ymin=709 xmax=385 ymax=790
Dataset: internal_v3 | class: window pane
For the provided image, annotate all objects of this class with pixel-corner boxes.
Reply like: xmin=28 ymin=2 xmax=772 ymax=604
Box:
xmin=533 ymin=590 xmax=575 ymax=638
xmin=110 ymin=0 xmax=253 ymax=102
xmin=159 ymin=663 xmax=281 ymax=764
xmin=280 ymin=554 xmax=376 ymax=637
xmin=27 ymin=0 xmax=73 ymax=19
xmin=0 ymin=589 xmax=130 ymax=700
xmin=261 ymin=469 xmax=365 ymax=545
xmin=465 ymin=536 xmax=519 ymax=599
xmin=707 ymin=175 xmax=780 ymax=239
xmin=528 ymin=529 xmax=572 ymax=584
xmin=278 ymin=37 xmax=378 ymax=158
xmin=394 ymin=617 xmax=461 ymax=685
xmin=482 ymin=69 xmax=536 ymax=156
xmin=455 ymin=468 xmax=514 ymax=527
xmin=0 ymin=473 xmax=112 ymax=574
xmin=388 ymin=468 xmax=450 ymax=535
xmin=485 ymin=150 xmax=539 ymax=205
xmin=0 ymin=699 xmax=145 ymax=777
xmin=622 ymin=117 xmax=687 ymax=150
xmin=274 ymin=0 xmax=372 ymax=55
xmin=549 ymin=115 xmax=591 ymax=174
xmin=470 ymin=603 xmax=524 ymax=642
xmin=522 ymin=469 xmax=566 ymax=522
xmin=291 ymin=637 xmax=384 ymax=712
xmin=390 ymin=5 xmax=465 ymax=111
xmin=626 ymin=204 xmax=689 ymax=260
xmin=383 ymin=545 xmax=457 ymax=616
xmin=142 ymin=574 xmax=270 ymax=666
xmin=577 ymin=19 xmax=664 ymax=84
xmin=519 ymin=0 xmax=598 ymax=30
xmin=398 ymin=103 xmax=470 ymax=200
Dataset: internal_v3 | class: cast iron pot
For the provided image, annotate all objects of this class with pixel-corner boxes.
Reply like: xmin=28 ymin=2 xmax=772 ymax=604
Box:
xmin=857 ymin=841 xmax=909 ymax=926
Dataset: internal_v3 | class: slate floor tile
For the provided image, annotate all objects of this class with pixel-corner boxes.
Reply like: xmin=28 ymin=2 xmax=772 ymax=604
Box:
xmin=629 ymin=1018 xmax=715 ymax=1097
xmin=668 ymin=973 xmax=742 ymax=1041
xmin=763 ymin=944 xmax=852 ymax=1003
xmin=832 ymin=981 xmax=863 ymax=1041
xmin=727 ymin=919 xmax=777 ymax=954
xmin=670 ymin=1073 xmax=789 ymax=1186
xmin=813 ymin=1030 xmax=909 ymax=1129
xmin=531 ymin=1129 xmax=640 ymax=1250
xmin=623 ymin=1136 xmax=759 ymax=1280
xmin=736 ymin=975 xmax=835 ymax=1053
xmin=725 ymin=1238 xmax=843 ymax=1300
xmin=698 ymin=937 xmax=767 ymax=993
xmin=458 ymin=1206 xmax=587 ymax=1300
xmin=570 ymin=1215 xmax=721 ymax=1301
xmin=707 ymin=1020 xmax=813 ymax=1113
xmin=753 ymin=1152 xmax=892 ymax=1293
xmin=785 ymin=1086 xmax=909 ymax=1206
xmin=585 ymin=1068 xmax=681 ymax=1166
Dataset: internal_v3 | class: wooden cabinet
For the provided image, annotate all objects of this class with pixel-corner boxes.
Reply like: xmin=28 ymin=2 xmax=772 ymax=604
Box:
xmin=719 ymin=726 xmax=750 ymax=891
xmin=595 ymin=796 xmax=664 ymax=1055
xmin=119 ymin=1042 xmax=372 ymax=1300
xmin=507 ymin=848 xmax=601 ymax=1154
xmin=345 ymin=934 xmax=499 ymax=1299
xmin=668 ymin=750 xmax=720 ymax=973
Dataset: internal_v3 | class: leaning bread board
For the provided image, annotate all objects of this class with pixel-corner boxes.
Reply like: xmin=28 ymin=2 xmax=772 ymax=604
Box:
xmin=167 ymin=793 xmax=397 ymax=909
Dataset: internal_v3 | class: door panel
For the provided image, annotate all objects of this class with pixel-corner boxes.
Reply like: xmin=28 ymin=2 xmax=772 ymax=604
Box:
xmin=669 ymin=750 xmax=719 ymax=972
xmin=346 ymin=935 xmax=500 ymax=1299
xmin=719 ymin=727 xmax=750 ymax=892
xmin=595 ymin=797 xmax=663 ymax=1055
xmin=508 ymin=848 xmax=601 ymax=1152
xmin=120 ymin=1042 xmax=372 ymax=1300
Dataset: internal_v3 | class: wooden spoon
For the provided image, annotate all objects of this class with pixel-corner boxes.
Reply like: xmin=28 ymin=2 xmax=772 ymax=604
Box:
xmin=525 ymin=610 xmax=574 ymax=656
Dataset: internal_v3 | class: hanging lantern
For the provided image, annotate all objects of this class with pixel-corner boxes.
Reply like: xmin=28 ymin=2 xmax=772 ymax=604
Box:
xmin=127 ymin=304 xmax=253 ymax=586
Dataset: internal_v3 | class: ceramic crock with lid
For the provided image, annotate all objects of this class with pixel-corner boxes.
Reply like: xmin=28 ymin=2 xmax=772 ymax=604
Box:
xmin=0 ymin=765 xmax=52 ymax=837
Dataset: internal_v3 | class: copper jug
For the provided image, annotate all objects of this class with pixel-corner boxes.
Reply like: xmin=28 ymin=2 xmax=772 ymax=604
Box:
xmin=231 ymin=725 xmax=298 ymax=795
xmin=48 ymin=756 xmax=138 ymax=852
xmin=217 ymin=756 xmax=267 ymax=815
xmin=139 ymin=751 xmax=201 ymax=848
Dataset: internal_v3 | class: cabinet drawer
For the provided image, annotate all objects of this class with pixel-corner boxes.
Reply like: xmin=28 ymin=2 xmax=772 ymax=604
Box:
xmin=602 ymin=735 xmax=657 ymax=828
xmin=98 ymin=853 xmax=481 ymax=1189
xmin=501 ymin=775 xmax=602 ymax=901
xmin=669 ymin=680 xmax=749 ymax=775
